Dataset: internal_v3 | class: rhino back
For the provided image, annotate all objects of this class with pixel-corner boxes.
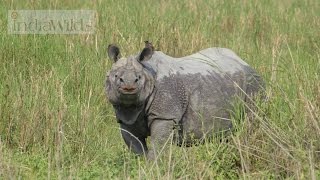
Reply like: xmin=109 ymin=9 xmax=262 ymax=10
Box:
xmin=146 ymin=48 xmax=249 ymax=79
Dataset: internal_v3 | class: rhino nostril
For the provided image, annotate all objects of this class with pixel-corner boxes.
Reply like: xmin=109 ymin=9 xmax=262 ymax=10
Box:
xmin=135 ymin=78 xmax=139 ymax=83
xmin=120 ymin=78 xmax=124 ymax=82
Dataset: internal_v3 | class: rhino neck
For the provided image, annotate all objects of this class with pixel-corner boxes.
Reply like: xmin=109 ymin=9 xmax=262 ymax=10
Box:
xmin=114 ymin=104 xmax=145 ymax=125
xmin=114 ymin=85 xmax=155 ymax=125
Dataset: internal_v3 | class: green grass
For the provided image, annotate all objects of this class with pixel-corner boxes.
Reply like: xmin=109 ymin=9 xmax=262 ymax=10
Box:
xmin=0 ymin=0 xmax=319 ymax=179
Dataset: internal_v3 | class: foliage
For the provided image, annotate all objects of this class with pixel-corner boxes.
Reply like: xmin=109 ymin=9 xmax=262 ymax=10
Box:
xmin=0 ymin=0 xmax=319 ymax=179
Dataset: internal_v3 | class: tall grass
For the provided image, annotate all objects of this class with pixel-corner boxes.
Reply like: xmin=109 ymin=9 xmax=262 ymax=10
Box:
xmin=0 ymin=0 xmax=319 ymax=178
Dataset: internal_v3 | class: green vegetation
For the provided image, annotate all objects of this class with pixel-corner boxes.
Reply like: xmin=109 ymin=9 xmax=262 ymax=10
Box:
xmin=0 ymin=0 xmax=319 ymax=179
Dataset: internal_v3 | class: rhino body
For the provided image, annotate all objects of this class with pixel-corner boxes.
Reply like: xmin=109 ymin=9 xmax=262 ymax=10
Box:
xmin=105 ymin=43 xmax=263 ymax=159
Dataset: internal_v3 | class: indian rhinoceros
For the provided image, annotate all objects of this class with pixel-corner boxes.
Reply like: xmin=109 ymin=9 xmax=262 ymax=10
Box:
xmin=105 ymin=41 xmax=264 ymax=159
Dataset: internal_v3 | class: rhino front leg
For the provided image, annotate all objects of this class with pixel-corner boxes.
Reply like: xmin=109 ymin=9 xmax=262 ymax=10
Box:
xmin=120 ymin=125 xmax=148 ymax=155
xmin=147 ymin=120 xmax=175 ymax=160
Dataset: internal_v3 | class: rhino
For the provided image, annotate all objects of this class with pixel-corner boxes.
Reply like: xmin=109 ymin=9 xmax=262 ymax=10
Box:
xmin=105 ymin=41 xmax=264 ymax=159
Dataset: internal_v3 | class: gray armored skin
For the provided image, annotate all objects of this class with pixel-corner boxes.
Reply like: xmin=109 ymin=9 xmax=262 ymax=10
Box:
xmin=105 ymin=42 xmax=264 ymax=159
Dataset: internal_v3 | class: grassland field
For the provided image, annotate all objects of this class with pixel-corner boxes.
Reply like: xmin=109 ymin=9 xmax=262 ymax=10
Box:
xmin=0 ymin=0 xmax=319 ymax=179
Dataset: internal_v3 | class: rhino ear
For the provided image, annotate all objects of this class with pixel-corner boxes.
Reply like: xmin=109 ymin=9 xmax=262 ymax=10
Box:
xmin=107 ymin=44 xmax=121 ymax=62
xmin=139 ymin=41 xmax=154 ymax=61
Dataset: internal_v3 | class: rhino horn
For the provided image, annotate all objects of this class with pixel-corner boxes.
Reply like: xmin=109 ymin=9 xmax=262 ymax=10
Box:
xmin=139 ymin=41 xmax=154 ymax=61
xmin=144 ymin=41 xmax=154 ymax=51
xmin=107 ymin=44 xmax=121 ymax=62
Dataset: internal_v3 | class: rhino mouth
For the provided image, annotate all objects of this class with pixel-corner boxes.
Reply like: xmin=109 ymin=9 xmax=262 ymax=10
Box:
xmin=118 ymin=87 xmax=139 ymax=95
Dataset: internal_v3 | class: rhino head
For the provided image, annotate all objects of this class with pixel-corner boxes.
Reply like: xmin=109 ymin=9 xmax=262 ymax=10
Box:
xmin=105 ymin=42 xmax=155 ymax=125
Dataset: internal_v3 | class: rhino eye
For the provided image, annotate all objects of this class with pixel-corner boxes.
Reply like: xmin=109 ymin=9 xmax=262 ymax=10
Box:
xmin=115 ymin=75 xmax=118 ymax=78
xmin=138 ymin=75 xmax=141 ymax=79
